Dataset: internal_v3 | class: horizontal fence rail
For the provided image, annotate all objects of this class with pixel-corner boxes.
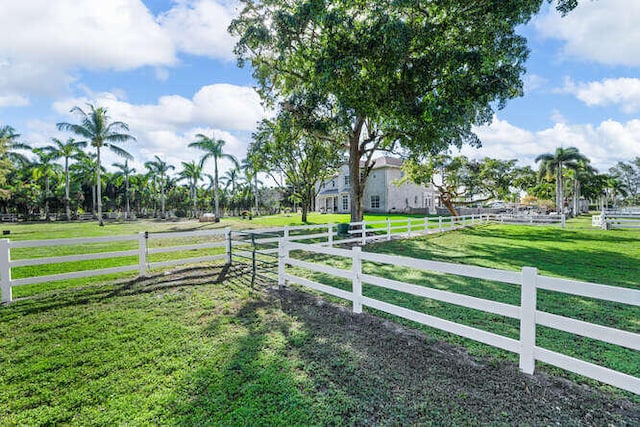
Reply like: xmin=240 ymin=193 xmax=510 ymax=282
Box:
xmin=593 ymin=211 xmax=640 ymax=229
xmin=0 ymin=229 xmax=232 ymax=302
xmin=279 ymin=239 xmax=640 ymax=395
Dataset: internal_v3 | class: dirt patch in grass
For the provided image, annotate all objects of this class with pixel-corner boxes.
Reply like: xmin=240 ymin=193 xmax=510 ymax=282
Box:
xmin=270 ymin=285 xmax=639 ymax=425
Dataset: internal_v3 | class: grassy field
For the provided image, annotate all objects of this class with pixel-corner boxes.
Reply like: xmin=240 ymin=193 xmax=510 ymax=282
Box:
xmin=286 ymin=215 xmax=640 ymax=389
xmin=1 ymin=213 xmax=431 ymax=299
xmin=1 ymin=215 xmax=639 ymax=424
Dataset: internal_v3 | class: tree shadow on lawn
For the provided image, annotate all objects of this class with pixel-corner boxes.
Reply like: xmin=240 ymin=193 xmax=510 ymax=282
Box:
xmin=168 ymin=287 xmax=639 ymax=425
xmin=1 ymin=264 xmax=253 ymax=319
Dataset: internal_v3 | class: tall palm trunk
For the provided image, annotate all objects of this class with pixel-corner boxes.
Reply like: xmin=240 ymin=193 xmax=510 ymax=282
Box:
xmin=161 ymin=177 xmax=166 ymax=219
xmin=125 ymin=176 xmax=130 ymax=220
xmin=214 ymin=160 xmax=220 ymax=218
xmin=44 ymin=176 xmax=50 ymax=220
xmin=96 ymin=146 xmax=104 ymax=226
xmin=64 ymin=158 xmax=71 ymax=221
xmin=192 ymin=184 xmax=197 ymax=218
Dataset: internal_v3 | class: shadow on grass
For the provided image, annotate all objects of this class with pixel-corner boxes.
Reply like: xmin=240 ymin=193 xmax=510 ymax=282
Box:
xmin=168 ymin=287 xmax=639 ymax=425
xmin=1 ymin=263 xmax=254 ymax=319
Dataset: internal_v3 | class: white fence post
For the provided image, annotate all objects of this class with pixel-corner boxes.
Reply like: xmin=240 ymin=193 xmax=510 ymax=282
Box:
xmin=439 ymin=216 xmax=443 ymax=232
xmin=424 ymin=217 xmax=429 ymax=234
xmin=352 ymin=246 xmax=362 ymax=314
xmin=225 ymin=227 xmax=232 ymax=264
xmin=278 ymin=238 xmax=288 ymax=288
xmin=519 ymin=266 xmax=538 ymax=375
xmin=561 ymin=214 xmax=566 ymax=228
xmin=328 ymin=223 xmax=334 ymax=247
xmin=386 ymin=219 xmax=391 ymax=241
xmin=138 ymin=232 xmax=147 ymax=277
xmin=1 ymin=239 xmax=11 ymax=303
xmin=283 ymin=225 xmax=289 ymax=242
xmin=407 ymin=218 xmax=412 ymax=238
xmin=361 ymin=220 xmax=367 ymax=246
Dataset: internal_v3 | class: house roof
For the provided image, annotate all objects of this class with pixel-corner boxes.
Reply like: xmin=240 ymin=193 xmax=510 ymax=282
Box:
xmin=318 ymin=188 xmax=339 ymax=196
xmin=371 ymin=156 xmax=403 ymax=169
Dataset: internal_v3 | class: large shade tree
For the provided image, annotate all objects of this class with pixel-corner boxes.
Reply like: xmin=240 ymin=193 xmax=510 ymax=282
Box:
xmin=231 ymin=0 xmax=579 ymax=222
xmin=57 ymin=104 xmax=135 ymax=225
xmin=42 ymin=137 xmax=87 ymax=220
xmin=535 ymin=146 xmax=588 ymax=213
xmin=250 ymin=112 xmax=342 ymax=222
xmin=189 ymin=135 xmax=239 ymax=219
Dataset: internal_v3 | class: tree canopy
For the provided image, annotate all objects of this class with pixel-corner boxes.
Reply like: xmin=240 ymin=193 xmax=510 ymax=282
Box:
xmin=231 ymin=0 xmax=579 ymax=221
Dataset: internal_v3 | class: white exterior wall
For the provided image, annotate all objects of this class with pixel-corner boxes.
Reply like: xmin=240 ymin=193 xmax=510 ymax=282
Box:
xmin=316 ymin=160 xmax=439 ymax=214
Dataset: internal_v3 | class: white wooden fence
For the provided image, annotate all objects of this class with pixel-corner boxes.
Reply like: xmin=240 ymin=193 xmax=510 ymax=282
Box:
xmin=278 ymin=240 xmax=640 ymax=395
xmin=0 ymin=216 xmax=490 ymax=303
xmin=0 ymin=228 xmax=232 ymax=303
xmin=592 ymin=211 xmax=640 ymax=229
xmin=497 ymin=213 xmax=565 ymax=227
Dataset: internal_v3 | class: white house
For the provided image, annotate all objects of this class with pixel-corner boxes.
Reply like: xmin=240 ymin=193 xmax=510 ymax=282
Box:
xmin=316 ymin=157 xmax=440 ymax=214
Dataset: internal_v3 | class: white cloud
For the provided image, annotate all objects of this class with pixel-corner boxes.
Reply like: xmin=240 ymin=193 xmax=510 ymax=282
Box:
xmin=0 ymin=0 xmax=175 ymax=101
xmin=561 ymin=77 xmax=640 ymax=113
xmin=50 ymin=84 xmax=266 ymax=174
xmin=523 ymin=74 xmax=548 ymax=94
xmin=534 ymin=0 xmax=640 ymax=66
xmin=0 ymin=94 xmax=29 ymax=108
xmin=461 ymin=116 xmax=640 ymax=172
xmin=159 ymin=0 xmax=239 ymax=61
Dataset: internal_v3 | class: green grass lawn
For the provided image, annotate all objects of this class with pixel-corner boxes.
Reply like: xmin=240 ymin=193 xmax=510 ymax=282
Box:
xmin=286 ymin=216 xmax=640 ymax=390
xmin=1 ymin=215 xmax=639 ymax=424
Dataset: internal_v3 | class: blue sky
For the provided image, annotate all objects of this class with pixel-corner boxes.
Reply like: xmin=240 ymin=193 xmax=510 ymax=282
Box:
xmin=1 ymin=0 xmax=639 ymax=178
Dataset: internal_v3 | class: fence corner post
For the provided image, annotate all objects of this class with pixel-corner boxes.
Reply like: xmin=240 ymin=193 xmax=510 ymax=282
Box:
xmin=225 ymin=227 xmax=232 ymax=265
xmin=561 ymin=214 xmax=566 ymax=228
xmin=438 ymin=216 xmax=443 ymax=232
xmin=278 ymin=238 xmax=288 ymax=289
xmin=407 ymin=218 xmax=412 ymax=238
xmin=0 ymin=239 xmax=11 ymax=303
xmin=361 ymin=220 xmax=367 ymax=246
xmin=424 ymin=217 xmax=430 ymax=235
xmin=352 ymin=246 xmax=362 ymax=314
xmin=328 ymin=223 xmax=334 ymax=247
xmin=138 ymin=232 xmax=147 ymax=278
xmin=283 ymin=225 xmax=290 ymax=242
xmin=519 ymin=266 xmax=538 ymax=375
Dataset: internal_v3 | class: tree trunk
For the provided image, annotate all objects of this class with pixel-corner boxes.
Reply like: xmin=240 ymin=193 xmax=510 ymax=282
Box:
xmin=214 ymin=159 xmax=220 ymax=218
xmin=440 ymin=193 xmax=459 ymax=216
xmin=125 ymin=177 xmax=130 ymax=220
xmin=97 ymin=147 xmax=104 ymax=226
xmin=192 ymin=185 xmax=197 ymax=218
xmin=161 ymin=177 xmax=166 ymax=219
xmin=44 ymin=176 xmax=50 ymax=220
xmin=254 ymin=174 xmax=259 ymax=215
xmin=349 ymin=117 xmax=366 ymax=223
xmin=65 ymin=158 xmax=71 ymax=221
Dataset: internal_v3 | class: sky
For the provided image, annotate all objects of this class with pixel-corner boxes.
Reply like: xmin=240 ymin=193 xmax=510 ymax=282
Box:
xmin=1 ymin=0 xmax=639 ymax=179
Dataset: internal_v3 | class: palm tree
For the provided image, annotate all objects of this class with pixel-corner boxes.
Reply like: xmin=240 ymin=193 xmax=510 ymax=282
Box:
xmin=57 ymin=104 xmax=135 ymax=225
xmin=31 ymin=148 xmax=62 ymax=220
xmin=535 ymin=147 xmax=588 ymax=214
xmin=178 ymin=160 xmax=204 ymax=218
xmin=0 ymin=125 xmax=32 ymax=165
xmin=188 ymin=135 xmax=239 ymax=219
xmin=144 ymin=155 xmax=175 ymax=219
xmin=569 ymin=158 xmax=597 ymax=215
xmin=42 ymin=137 xmax=87 ymax=220
xmin=112 ymin=160 xmax=136 ymax=220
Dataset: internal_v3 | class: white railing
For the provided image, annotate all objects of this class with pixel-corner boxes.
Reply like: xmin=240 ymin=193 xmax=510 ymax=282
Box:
xmin=278 ymin=240 xmax=640 ymax=395
xmin=1 ymin=228 xmax=232 ymax=302
xmin=593 ymin=211 xmax=640 ymax=229
xmin=497 ymin=213 xmax=566 ymax=227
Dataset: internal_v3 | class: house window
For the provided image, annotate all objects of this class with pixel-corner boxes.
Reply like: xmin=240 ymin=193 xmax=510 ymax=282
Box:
xmin=414 ymin=196 xmax=418 ymax=205
xmin=344 ymin=175 xmax=350 ymax=186
xmin=332 ymin=180 xmax=335 ymax=187
xmin=371 ymin=195 xmax=380 ymax=209
xmin=342 ymin=195 xmax=349 ymax=211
